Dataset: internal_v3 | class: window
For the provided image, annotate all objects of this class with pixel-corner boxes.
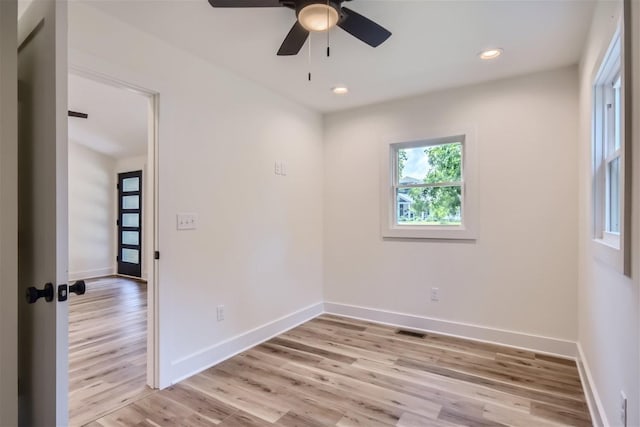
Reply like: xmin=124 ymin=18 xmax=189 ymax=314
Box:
xmin=593 ymin=32 xmax=623 ymax=250
xmin=592 ymin=27 xmax=629 ymax=274
xmin=396 ymin=142 xmax=462 ymax=225
xmin=381 ymin=132 xmax=477 ymax=239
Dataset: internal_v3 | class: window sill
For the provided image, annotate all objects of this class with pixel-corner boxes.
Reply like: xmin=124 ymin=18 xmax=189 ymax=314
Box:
xmin=382 ymin=224 xmax=477 ymax=240
xmin=592 ymin=236 xmax=623 ymax=272
xmin=599 ymin=231 xmax=620 ymax=249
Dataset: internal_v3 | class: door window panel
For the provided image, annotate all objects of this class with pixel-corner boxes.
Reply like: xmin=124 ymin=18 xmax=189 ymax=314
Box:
xmin=122 ymin=177 xmax=140 ymax=192
xmin=122 ymin=231 xmax=139 ymax=246
xmin=121 ymin=248 xmax=139 ymax=264
xmin=122 ymin=213 xmax=139 ymax=228
xmin=122 ymin=195 xmax=139 ymax=210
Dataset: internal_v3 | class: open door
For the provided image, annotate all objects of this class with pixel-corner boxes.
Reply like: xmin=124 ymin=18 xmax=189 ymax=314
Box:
xmin=17 ymin=0 xmax=70 ymax=425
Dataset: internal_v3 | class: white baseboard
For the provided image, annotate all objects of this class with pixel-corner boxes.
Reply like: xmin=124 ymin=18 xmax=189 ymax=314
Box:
xmin=170 ymin=302 xmax=324 ymax=385
xmin=324 ymin=302 xmax=577 ymax=358
xmin=576 ymin=342 xmax=607 ymax=426
xmin=68 ymin=267 xmax=114 ymax=281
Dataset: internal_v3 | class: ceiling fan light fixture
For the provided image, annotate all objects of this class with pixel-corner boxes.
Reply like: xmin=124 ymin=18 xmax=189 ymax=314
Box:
xmin=479 ymin=48 xmax=503 ymax=60
xmin=332 ymin=86 xmax=348 ymax=95
xmin=298 ymin=3 xmax=339 ymax=32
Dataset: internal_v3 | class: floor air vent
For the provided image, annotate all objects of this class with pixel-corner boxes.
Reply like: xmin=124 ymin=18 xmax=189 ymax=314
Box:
xmin=396 ymin=329 xmax=426 ymax=339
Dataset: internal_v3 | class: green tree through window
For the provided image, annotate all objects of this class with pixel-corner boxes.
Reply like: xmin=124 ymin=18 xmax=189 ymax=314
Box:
xmin=397 ymin=142 xmax=462 ymax=224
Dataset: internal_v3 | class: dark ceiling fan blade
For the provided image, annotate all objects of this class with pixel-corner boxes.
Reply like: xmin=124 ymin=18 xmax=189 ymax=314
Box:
xmin=277 ymin=21 xmax=309 ymax=56
xmin=68 ymin=110 xmax=88 ymax=119
xmin=208 ymin=0 xmax=281 ymax=7
xmin=338 ymin=7 xmax=391 ymax=48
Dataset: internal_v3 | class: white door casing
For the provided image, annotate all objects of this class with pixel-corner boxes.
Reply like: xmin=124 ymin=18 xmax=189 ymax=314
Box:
xmin=17 ymin=0 xmax=69 ymax=425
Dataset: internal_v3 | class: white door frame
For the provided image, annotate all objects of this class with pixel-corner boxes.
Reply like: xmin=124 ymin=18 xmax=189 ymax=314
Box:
xmin=68 ymin=65 xmax=160 ymax=388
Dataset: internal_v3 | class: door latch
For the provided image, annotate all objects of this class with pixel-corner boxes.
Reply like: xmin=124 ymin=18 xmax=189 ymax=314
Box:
xmin=58 ymin=280 xmax=86 ymax=302
xmin=58 ymin=284 xmax=68 ymax=301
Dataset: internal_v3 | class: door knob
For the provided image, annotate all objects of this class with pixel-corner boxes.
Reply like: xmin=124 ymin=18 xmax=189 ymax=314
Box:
xmin=69 ymin=280 xmax=86 ymax=296
xmin=25 ymin=283 xmax=54 ymax=304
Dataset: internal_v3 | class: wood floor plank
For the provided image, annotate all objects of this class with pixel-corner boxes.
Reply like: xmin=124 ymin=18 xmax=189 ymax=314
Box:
xmin=395 ymin=356 xmax=588 ymax=412
xmin=91 ymin=314 xmax=591 ymax=427
xmin=182 ymin=372 xmax=289 ymax=423
xmin=351 ymin=357 xmax=532 ymax=413
xmin=397 ymin=411 xmax=463 ymax=427
xmin=530 ymin=401 xmax=593 ymax=426
xmin=438 ymin=404 xmax=507 ymax=427
xmin=162 ymin=383 xmax=238 ymax=423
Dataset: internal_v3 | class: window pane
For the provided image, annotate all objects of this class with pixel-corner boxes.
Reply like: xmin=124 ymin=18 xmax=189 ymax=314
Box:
xmin=122 ymin=213 xmax=139 ymax=228
xmin=396 ymin=186 xmax=462 ymax=225
xmin=398 ymin=142 xmax=462 ymax=184
xmin=121 ymin=248 xmax=139 ymax=264
xmin=614 ymin=80 xmax=621 ymax=151
xmin=122 ymin=177 xmax=140 ymax=192
xmin=608 ymin=157 xmax=620 ymax=233
xmin=122 ymin=231 xmax=139 ymax=246
xmin=122 ymin=195 xmax=139 ymax=210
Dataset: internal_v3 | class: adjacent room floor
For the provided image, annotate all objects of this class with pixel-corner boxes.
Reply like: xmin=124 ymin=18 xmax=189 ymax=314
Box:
xmin=85 ymin=314 xmax=591 ymax=426
xmin=68 ymin=276 xmax=152 ymax=427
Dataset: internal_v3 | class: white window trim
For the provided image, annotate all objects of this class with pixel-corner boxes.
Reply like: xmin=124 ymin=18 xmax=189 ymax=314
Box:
xmin=591 ymin=24 xmax=629 ymax=274
xmin=380 ymin=128 xmax=478 ymax=240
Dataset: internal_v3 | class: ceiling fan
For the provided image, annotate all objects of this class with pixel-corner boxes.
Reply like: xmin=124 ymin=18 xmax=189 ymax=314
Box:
xmin=207 ymin=0 xmax=392 ymax=56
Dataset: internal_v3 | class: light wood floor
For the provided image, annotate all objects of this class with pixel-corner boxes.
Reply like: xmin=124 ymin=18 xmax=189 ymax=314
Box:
xmin=87 ymin=314 xmax=591 ymax=427
xmin=69 ymin=276 xmax=152 ymax=427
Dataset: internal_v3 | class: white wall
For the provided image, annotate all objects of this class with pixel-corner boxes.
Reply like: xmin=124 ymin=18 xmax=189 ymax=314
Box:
xmin=68 ymin=3 xmax=324 ymax=386
xmin=324 ymin=67 xmax=579 ymax=346
xmin=68 ymin=141 xmax=116 ymax=280
xmin=0 ymin=0 xmax=18 ymax=424
xmin=115 ymin=155 xmax=148 ymax=279
xmin=577 ymin=1 xmax=639 ymax=425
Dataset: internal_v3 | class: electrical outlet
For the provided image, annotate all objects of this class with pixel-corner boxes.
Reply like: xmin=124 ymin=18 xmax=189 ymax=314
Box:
xmin=430 ymin=287 xmax=440 ymax=302
xmin=274 ymin=161 xmax=281 ymax=175
xmin=280 ymin=162 xmax=287 ymax=176
xmin=620 ymin=391 xmax=627 ymax=427
xmin=216 ymin=305 xmax=225 ymax=322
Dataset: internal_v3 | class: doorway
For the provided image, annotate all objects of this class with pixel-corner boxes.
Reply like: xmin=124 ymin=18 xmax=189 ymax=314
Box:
xmin=67 ymin=69 xmax=159 ymax=426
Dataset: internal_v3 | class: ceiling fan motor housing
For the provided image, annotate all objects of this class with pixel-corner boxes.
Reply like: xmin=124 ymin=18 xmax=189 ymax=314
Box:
xmin=295 ymin=0 xmax=342 ymax=14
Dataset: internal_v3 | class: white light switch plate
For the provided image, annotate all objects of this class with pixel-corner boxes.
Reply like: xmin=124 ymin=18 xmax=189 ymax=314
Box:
xmin=177 ymin=213 xmax=198 ymax=230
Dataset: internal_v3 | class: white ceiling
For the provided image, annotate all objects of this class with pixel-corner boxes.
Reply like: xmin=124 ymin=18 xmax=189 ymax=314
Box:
xmin=84 ymin=0 xmax=595 ymax=113
xmin=68 ymin=74 xmax=148 ymax=158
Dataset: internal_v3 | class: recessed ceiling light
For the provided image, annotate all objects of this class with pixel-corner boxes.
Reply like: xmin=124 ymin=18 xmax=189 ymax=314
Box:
xmin=479 ymin=48 xmax=503 ymax=60
xmin=332 ymin=86 xmax=349 ymax=95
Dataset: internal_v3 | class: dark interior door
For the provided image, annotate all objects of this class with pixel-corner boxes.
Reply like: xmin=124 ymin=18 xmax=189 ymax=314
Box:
xmin=117 ymin=170 xmax=142 ymax=277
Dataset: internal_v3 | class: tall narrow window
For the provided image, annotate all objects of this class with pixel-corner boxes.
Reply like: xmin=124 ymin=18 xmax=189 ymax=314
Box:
xmin=593 ymin=32 xmax=622 ymax=250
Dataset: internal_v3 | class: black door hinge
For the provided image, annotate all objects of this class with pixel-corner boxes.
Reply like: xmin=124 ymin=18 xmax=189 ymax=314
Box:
xmin=154 ymin=251 xmax=160 ymax=260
